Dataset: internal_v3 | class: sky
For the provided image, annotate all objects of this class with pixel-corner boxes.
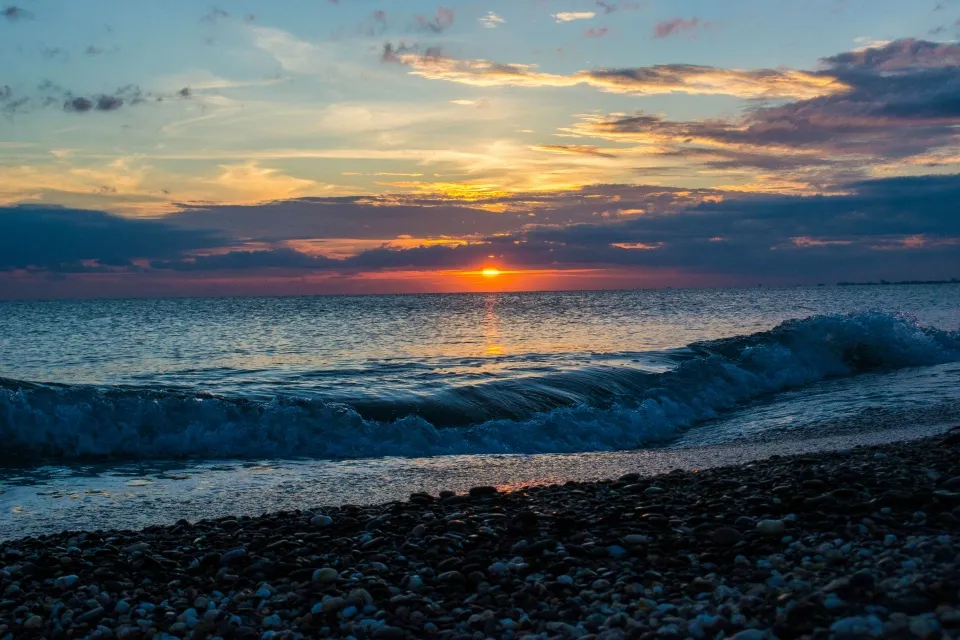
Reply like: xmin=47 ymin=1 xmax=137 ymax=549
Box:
xmin=1 ymin=0 xmax=959 ymax=298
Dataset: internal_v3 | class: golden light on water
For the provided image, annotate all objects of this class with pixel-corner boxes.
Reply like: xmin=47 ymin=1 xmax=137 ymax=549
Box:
xmin=481 ymin=268 xmax=501 ymax=278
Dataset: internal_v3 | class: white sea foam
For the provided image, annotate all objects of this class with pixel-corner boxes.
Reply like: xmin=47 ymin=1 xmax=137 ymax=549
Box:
xmin=2 ymin=312 xmax=957 ymax=462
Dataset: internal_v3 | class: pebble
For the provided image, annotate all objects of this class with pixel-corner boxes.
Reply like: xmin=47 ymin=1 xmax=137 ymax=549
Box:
xmin=712 ymin=527 xmax=743 ymax=546
xmin=1 ymin=430 xmax=958 ymax=640
xmin=310 ymin=514 xmax=333 ymax=527
xmin=312 ymin=567 xmax=340 ymax=584
xmin=756 ymin=519 xmax=785 ymax=536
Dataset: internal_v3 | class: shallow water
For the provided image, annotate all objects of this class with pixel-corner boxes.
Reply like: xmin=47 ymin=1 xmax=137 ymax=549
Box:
xmin=1 ymin=285 xmax=959 ymax=538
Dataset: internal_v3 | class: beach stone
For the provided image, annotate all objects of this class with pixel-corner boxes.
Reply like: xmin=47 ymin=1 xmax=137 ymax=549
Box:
xmin=830 ymin=615 xmax=885 ymax=637
xmin=644 ymin=486 xmax=666 ymax=496
xmin=373 ymin=626 xmax=405 ymax=639
xmin=219 ymin=548 xmax=247 ymax=565
xmin=311 ymin=514 xmax=333 ymax=527
xmin=25 ymin=615 xmax=44 ymax=629
xmin=438 ymin=570 xmax=464 ymax=583
xmin=313 ymin=567 xmax=340 ymax=584
xmin=469 ymin=486 xmax=499 ymax=498
xmin=622 ymin=534 xmax=650 ymax=547
xmin=712 ymin=527 xmax=743 ymax=546
xmin=757 ymin=519 xmax=785 ymax=536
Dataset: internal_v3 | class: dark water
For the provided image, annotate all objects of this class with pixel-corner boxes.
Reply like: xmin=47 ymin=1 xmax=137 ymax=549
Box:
xmin=1 ymin=285 xmax=959 ymax=461
xmin=2 ymin=285 xmax=960 ymax=538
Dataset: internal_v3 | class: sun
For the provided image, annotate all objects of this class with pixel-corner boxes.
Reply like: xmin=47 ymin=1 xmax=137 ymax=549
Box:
xmin=481 ymin=268 xmax=501 ymax=278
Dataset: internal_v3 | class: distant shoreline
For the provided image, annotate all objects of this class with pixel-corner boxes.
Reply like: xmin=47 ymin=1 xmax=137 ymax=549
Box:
xmin=835 ymin=278 xmax=959 ymax=286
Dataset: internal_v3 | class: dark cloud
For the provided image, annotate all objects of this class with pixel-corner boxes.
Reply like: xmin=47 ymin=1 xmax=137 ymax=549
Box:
xmin=4 ymin=176 xmax=958 ymax=283
xmin=201 ymin=7 xmax=230 ymax=23
xmin=7 ymin=83 xmax=183 ymax=116
xmin=596 ymin=1 xmax=645 ymax=14
xmin=63 ymin=97 xmax=94 ymax=112
xmin=572 ymin=39 xmax=960 ymax=174
xmin=585 ymin=27 xmax=610 ymax=38
xmin=40 ymin=46 xmax=69 ymax=61
xmin=412 ymin=6 xmax=454 ymax=33
xmin=653 ymin=18 xmax=704 ymax=39
xmin=0 ymin=206 xmax=223 ymax=272
xmin=2 ymin=5 xmax=31 ymax=21
xmin=84 ymin=45 xmax=104 ymax=56
xmin=381 ymin=42 xmax=443 ymax=64
xmin=152 ymin=248 xmax=339 ymax=272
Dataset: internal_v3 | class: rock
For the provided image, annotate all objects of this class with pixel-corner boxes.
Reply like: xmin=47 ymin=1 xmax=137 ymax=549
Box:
xmin=830 ymin=615 xmax=885 ymax=637
xmin=622 ymin=534 xmax=650 ymax=547
xmin=607 ymin=545 xmax=628 ymax=559
xmin=312 ymin=567 xmax=340 ymax=584
xmin=644 ymin=486 xmax=666 ymax=496
xmin=712 ymin=527 xmax=743 ymax=546
xmin=24 ymin=616 xmax=44 ymax=629
xmin=941 ymin=476 xmax=960 ymax=490
xmin=756 ymin=519 xmax=785 ymax=536
xmin=310 ymin=514 xmax=333 ymax=527
xmin=373 ymin=626 xmax=405 ymax=639
xmin=438 ymin=570 xmax=464 ymax=583
xmin=55 ymin=574 xmax=79 ymax=589
xmin=76 ymin=607 xmax=105 ymax=624
xmin=219 ymin=548 xmax=247 ymax=565
xmin=469 ymin=486 xmax=499 ymax=498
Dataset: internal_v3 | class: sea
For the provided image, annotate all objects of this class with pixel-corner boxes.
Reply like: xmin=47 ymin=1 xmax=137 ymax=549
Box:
xmin=2 ymin=285 xmax=960 ymax=539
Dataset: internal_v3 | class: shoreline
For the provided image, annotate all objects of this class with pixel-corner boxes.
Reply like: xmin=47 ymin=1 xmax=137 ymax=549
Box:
xmin=1 ymin=421 xmax=955 ymax=541
xmin=3 ymin=428 xmax=960 ymax=638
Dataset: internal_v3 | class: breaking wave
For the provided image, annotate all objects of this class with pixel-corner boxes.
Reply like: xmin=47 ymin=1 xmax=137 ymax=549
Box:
xmin=2 ymin=312 xmax=958 ymax=462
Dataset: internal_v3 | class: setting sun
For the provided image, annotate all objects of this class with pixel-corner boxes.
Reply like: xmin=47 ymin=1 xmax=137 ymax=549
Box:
xmin=481 ymin=268 xmax=501 ymax=278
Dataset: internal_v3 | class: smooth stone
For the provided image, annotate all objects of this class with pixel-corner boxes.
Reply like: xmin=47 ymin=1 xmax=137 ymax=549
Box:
xmin=713 ymin=527 xmax=743 ymax=546
xmin=313 ymin=567 xmax=340 ymax=584
xmin=438 ymin=570 xmax=464 ymax=583
xmin=756 ymin=520 xmax=785 ymax=536
xmin=311 ymin=514 xmax=333 ymax=527
xmin=219 ymin=548 xmax=247 ymax=565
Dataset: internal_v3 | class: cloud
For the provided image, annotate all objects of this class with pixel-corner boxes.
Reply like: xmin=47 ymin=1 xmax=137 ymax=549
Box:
xmin=563 ymin=39 xmax=960 ymax=179
xmin=585 ymin=27 xmax=610 ymax=38
xmin=382 ymin=46 xmax=849 ymax=99
xmin=553 ymin=12 xmax=595 ymax=23
xmin=5 ymin=82 xmax=190 ymax=117
xmin=412 ymin=6 xmax=454 ymax=33
xmin=2 ymin=5 xmax=31 ymax=21
xmin=0 ymin=205 xmax=222 ymax=272
xmin=152 ymin=248 xmax=339 ymax=271
xmin=6 ymin=175 xmax=958 ymax=284
xmin=596 ymin=1 xmax=645 ymax=13
xmin=533 ymin=144 xmax=617 ymax=158
xmin=360 ymin=9 xmax=388 ymax=36
xmin=201 ymin=7 xmax=230 ymax=23
xmin=653 ymin=18 xmax=706 ymax=39
xmin=479 ymin=11 xmax=505 ymax=29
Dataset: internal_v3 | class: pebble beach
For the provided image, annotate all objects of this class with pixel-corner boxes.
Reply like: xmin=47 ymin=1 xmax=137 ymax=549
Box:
xmin=3 ymin=428 xmax=960 ymax=640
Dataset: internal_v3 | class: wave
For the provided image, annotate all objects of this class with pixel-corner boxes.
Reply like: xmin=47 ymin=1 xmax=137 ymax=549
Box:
xmin=2 ymin=312 xmax=958 ymax=462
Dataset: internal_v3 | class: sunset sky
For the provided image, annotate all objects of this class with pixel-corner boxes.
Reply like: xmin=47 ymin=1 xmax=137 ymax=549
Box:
xmin=2 ymin=0 xmax=959 ymax=298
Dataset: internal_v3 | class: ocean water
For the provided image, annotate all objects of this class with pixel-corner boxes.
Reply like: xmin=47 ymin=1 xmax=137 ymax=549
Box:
xmin=2 ymin=285 xmax=960 ymax=537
